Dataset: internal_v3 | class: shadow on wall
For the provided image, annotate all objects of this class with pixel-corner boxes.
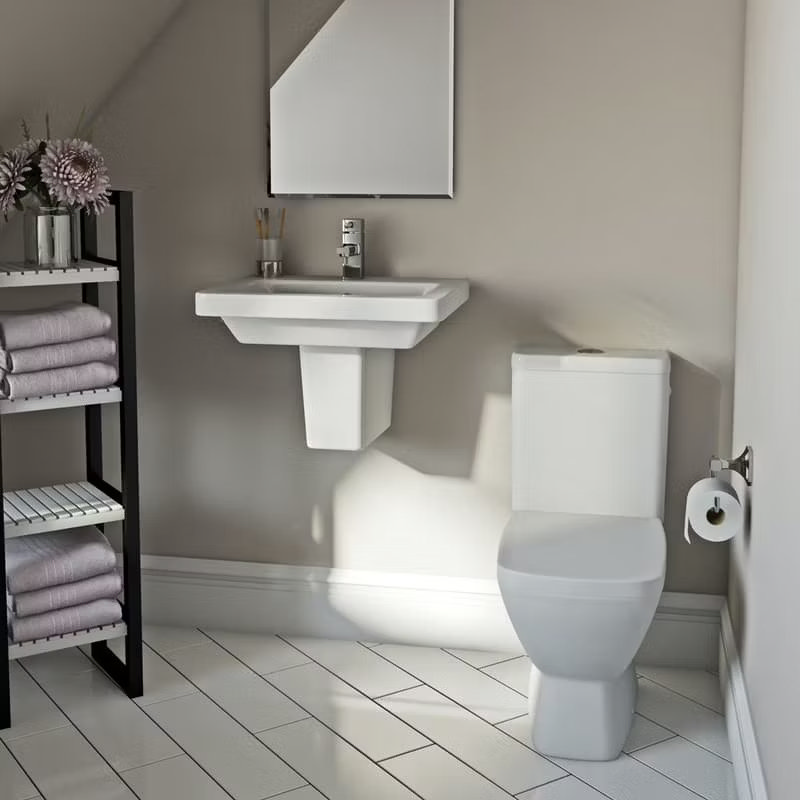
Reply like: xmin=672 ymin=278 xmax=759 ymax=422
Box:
xmin=663 ymin=356 xmax=729 ymax=593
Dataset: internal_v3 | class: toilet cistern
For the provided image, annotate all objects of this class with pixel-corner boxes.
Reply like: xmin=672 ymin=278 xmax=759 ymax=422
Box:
xmin=336 ymin=218 xmax=364 ymax=279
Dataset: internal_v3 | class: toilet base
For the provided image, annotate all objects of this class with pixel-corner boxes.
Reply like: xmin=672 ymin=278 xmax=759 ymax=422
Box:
xmin=527 ymin=664 xmax=636 ymax=761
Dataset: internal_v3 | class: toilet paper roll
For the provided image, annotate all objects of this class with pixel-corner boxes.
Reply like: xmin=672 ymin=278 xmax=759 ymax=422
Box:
xmin=684 ymin=477 xmax=743 ymax=544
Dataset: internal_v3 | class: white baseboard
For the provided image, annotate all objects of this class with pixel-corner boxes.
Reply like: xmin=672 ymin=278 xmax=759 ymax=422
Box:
xmin=139 ymin=555 xmax=722 ymax=668
xmin=720 ymin=604 xmax=768 ymax=800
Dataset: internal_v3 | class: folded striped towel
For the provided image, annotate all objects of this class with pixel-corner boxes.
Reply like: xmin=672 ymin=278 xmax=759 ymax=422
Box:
xmin=0 ymin=361 xmax=118 ymax=399
xmin=8 ymin=598 xmax=122 ymax=643
xmin=0 ymin=336 xmax=116 ymax=374
xmin=8 ymin=570 xmax=122 ymax=618
xmin=5 ymin=528 xmax=117 ymax=595
xmin=0 ymin=302 xmax=111 ymax=350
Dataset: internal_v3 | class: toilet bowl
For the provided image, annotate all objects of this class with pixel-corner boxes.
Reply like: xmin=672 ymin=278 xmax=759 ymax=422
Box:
xmin=498 ymin=347 xmax=670 ymax=760
xmin=498 ymin=511 xmax=665 ymax=760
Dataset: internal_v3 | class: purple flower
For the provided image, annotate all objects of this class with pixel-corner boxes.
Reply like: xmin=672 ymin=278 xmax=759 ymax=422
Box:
xmin=0 ymin=149 xmax=31 ymax=217
xmin=40 ymin=138 xmax=110 ymax=213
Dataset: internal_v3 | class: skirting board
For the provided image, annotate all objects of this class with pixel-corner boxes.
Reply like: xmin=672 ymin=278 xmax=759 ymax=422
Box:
xmin=720 ymin=604 xmax=769 ymax=800
xmin=139 ymin=556 xmax=723 ymax=669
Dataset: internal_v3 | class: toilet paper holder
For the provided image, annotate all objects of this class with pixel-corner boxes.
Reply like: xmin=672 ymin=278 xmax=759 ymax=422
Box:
xmin=709 ymin=445 xmax=753 ymax=486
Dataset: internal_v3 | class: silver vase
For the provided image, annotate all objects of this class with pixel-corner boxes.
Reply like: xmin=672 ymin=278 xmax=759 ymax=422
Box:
xmin=23 ymin=206 xmax=81 ymax=268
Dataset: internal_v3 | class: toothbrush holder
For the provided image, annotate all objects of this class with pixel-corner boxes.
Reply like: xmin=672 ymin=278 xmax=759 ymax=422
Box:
xmin=258 ymin=237 xmax=283 ymax=278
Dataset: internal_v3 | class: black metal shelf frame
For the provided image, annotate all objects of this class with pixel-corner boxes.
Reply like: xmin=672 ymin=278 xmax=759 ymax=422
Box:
xmin=0 ymin=191 xmax=143 ymax=728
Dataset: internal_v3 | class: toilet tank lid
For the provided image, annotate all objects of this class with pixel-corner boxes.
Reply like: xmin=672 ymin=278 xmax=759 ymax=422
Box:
xmin=511 ymin=347 xmax=670 ymax=375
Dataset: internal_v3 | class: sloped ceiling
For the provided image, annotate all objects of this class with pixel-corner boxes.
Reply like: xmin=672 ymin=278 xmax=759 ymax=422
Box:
xmin=0 ymin=0 xmax=186 ymax=148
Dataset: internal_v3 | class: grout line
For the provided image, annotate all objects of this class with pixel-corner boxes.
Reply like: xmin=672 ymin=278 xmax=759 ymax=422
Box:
xmin=74 ymin=647 xmax=236 ymax=800
xmin=1 ymin=737 xmax=45 ymax=800
xmin=263 ymin=784 xmax=326 ymax=800
xmin=360 ymin=639 xmax=530 ymax=709
xmin=198 ymin=629 xmax=312 ymax=676
xmin=565 ymin=775 xmax=617 ymax=800
xmin=624 ymin=732 xmax=678 ymax=754
xmin=142 ymin=644 xmax=334 ymax=800
xmin=495 ymin=712 xmax=528 ymax=725
xmin=362 ymin=641 xmax=568 ymax=779
xmin=16 ymin=658 xmax=151 ymax=800
xmin=637 ymin=673 xmax=725 ymax=715
xmin=633 ymin=708 xmax=733 ymax=763
xmin=117 ymin=750 xmax=186 ymax=773
xmin=376 ymin=742 xmax=436 ymax=763
xmin=253 ymin=715 xmax=313 ymax=735
xmin=371 ymin=684 xmax=425 ymax=700
xmin=512 ymin=774 xmax=575 ymax=797
xmin=627 ymin=747 xmax=721 ymax=799
xmin=445 ymin=649 xmax=525 ymax=671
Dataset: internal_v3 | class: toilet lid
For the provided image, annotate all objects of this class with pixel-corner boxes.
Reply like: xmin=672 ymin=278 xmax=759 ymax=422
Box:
xmin=498 ymin=511 xmax=665 ymax=596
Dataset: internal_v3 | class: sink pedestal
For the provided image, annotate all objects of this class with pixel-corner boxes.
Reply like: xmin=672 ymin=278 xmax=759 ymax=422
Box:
xmin=299 ymin=346 xmax=395 ymax=450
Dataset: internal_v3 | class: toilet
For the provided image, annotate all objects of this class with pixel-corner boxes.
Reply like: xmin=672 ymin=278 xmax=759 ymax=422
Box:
xmin=497 ymin=347 xmax=670 ymax=761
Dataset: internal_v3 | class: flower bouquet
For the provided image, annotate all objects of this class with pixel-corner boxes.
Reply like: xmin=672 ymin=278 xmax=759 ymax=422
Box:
xmin=0 ymin=116 xmax=111 ymax=267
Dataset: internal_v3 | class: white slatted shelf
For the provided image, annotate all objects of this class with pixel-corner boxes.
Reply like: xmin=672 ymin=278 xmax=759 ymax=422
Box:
xmin=0 ymin=386 xmax=121 ymax=415
xmin=8 ymin=622 xmax=127 ymax=660
xmin=4 ymin=481 xmax=124 ymax=539
xmin=0 ymin=261 xmax=118 ymax=287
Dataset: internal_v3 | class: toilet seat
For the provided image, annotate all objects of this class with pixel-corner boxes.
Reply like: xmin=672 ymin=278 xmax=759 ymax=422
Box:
xmin=498 ymin=511 xmax=665 ymax=599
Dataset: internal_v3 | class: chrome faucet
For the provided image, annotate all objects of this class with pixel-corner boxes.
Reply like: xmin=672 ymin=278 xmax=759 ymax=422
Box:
xmin=337 ymin=218 xmax=364 ymax=279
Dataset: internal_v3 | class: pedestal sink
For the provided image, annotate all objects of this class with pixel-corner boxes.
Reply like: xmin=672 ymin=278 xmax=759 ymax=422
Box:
xmin=195 ymin=276 xmax=469 ymax=449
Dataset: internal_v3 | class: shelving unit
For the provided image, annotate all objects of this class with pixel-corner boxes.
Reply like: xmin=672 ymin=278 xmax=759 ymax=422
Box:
xmin=0 ymin=191 xmax=143 ymax=728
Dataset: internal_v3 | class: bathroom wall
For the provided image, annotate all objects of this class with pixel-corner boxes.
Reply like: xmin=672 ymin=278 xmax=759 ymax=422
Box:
xmin=730 ymin=0 xmax=800 ymax=796
xmin=1 ymin=0 xmax=745 ymax=593
xmin=0 ymin=0 xmax=184 ymax=148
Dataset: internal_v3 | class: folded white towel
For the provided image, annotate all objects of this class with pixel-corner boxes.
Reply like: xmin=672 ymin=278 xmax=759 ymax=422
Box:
xmin=5 ymin=528 xmax=117 ymax=595
xmin=8 ymin=598 xmax=122 ymax=643
xmin=0 ymin=302 xmax=111 ymax=350
xmin=0 ymin=336 xmax=116 ymax=374
xmin=8 ymin=570 xmax=122 ymax=618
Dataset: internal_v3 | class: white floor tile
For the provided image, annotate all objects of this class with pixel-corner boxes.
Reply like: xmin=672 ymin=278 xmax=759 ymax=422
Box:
xmin=518 ymin=776 xmax=610 ymax=799
xmin=482 ymin=656 xmax=531 ymax=695
xmin=143 ymin=625 xmax=207 ymax=653
xmin=96 ymin=640 xmax=198 ymax=707
xmin=379 ymin=685 xmax=565 ymax=793
xmin=382 ymin=744 xmax=514 ymax=799
xmin=202 ymin=629 xmax=310 ymax=674
xmin=163 ymin=641 xmax=308 ymax=733
xmin=444 ymin=649 xmax=524 ymax=669
xmin=22 ymin=662 xmax=181 ymax=772
xmin=122 ymin=754 xmax=230 ymax=800
xmin=0 ymin=742 xmax=39 ymax=800
xmin=147 ymin=693 xmax=304 ymax=800
xmin=267 ymin=662 xmax=429 ymax=761
xmin=623 ymin=714 xmax=676 ymax=753
xmin=637 ymin=678 xmax=730 ymax=760
xmin=20 ymin=646 xmax=96 ymax=680
xmin=375 ymin=644 xmax=527 ymax=723
xmin=552 ymin=753 xmax=706 ymax=800
xmin=634 ymin=736 xmax=734 ymax=800
xmin=637 ymin=667 xmax=724 ymax=713
xmin=1 ymin=663 xmax=70 ymax=743
xmin=284 ymin=638 xmax=420 ymax=698
xmin=8 ymin=726 xmax=136 ymax=800
xmin=259 ymin=717 xmax=419 ymax=800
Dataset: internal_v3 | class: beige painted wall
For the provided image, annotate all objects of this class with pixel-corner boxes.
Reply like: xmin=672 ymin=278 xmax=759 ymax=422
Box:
xmin=0 ymin=0 xmax=184 ymax=148
xmin=730 ymin=0 xmax=800 ymax=796
xmin=2 ymin=0 xmax=744 ymax=593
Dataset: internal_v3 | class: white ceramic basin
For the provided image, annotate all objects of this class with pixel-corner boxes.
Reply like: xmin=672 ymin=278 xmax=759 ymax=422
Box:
xmin=195 ymin=276 xmax=469 ymax=348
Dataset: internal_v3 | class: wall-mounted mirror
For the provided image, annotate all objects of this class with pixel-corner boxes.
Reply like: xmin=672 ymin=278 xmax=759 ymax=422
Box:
xmin=268 ymin=0 xmax=454 ymax=197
